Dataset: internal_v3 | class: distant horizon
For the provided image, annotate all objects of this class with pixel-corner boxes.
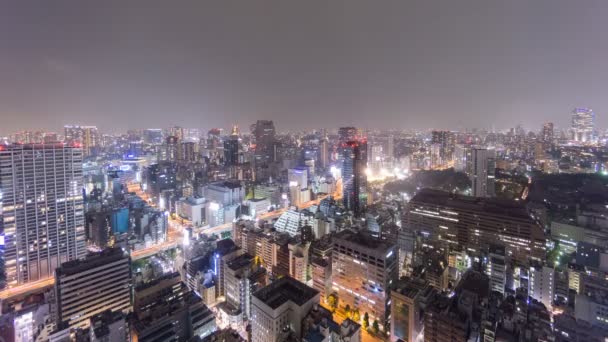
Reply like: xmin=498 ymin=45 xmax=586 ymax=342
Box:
xmin=3 ymin=1 xmax=607 ymax=135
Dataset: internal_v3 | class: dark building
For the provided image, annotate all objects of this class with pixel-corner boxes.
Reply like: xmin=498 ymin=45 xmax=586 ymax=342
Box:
xmin=145 ymin=161 xmax=177 ymax=196
xmin=224 ymin=131 xmax=239 ymax=167
xmin=55 ymin=247 xmax=132 ymax=330
xmin=132 ymin=273 xmax=216 ymax=341
xmin=253 ymin=120 xmax=276 ymax=165
xmin=406 ymin=189 xmax=546 ymax=263
xmin=342 ymin=139 xmax=367 ymax=215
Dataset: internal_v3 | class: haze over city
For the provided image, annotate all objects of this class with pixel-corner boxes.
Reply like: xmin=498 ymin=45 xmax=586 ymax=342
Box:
xmin=2 ymin=2 xmax=608 ymax=342
xmin=2 ymin=0 xmax=608 ymax=134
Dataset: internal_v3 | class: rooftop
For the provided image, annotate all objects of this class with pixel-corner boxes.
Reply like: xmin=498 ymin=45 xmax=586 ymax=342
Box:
xmin=56 ymin=247 xmax=126 ymax=277
xmin=333 ymin=229 xmax=395 ymax=253
xmin=253 ymin=276 xmax=319 ymax=309
xmin=410 ymin=188 xmax=532 ymax=220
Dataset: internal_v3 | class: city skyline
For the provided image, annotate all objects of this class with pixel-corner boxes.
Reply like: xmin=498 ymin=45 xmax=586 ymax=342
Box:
xmin=2 ymin=1 xmax=608 ymax=134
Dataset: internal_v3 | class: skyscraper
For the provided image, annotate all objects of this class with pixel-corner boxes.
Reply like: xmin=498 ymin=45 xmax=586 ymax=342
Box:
xmin=571 ymin=108 xmax=595 ymax=143
xmin=431 ymin=130 xmax=455 ymax=167
xmin=470 ymin=148 xmax=495 ymax=198
xmin=541 ymin=122 xmax=554 ymax=148
xmin=319 ymin=134 xmax=329 ymax=169
xmin=64 ymin=125 xmax=99 ymax=157
xmin=224 ymin=125 xmax=240 ymax=167
xmin=0 ymin=144 xmax=86 ymax=288
xmin=253 ymin=120 xmax=276 ymax=165
xmin=342 ymin=139 xmax=367 ymax=215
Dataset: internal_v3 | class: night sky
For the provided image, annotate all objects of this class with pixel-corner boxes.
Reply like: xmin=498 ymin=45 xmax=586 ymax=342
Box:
xmin=1 ymin=0 xmax=608 ymax=134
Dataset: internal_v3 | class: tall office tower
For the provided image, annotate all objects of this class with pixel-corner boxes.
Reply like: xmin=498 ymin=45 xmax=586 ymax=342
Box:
xmin=215 ymin=239 xmax=243 ymax=298
xmin=387 ymin=134 xmax=394 ymax=161
xmin=253 ymin=120 xmax=276 ymax=165
xmin=168 ymin=126 xmax=185 ymax=141
xmin=64 ymin=125 xmax=99 ymax=157
xmin=338 ymin=127 xmax=358 ymax=144
xmin=337 ymin=127 xmax=358 ymax=160
xmin=331 ymin=229 xmax=398 ymax=325
xmin=224 ymin=126 xmax=240 ymax=167
xmin=55 ymin=247 xmax=132 ymax=329
xmin=486 ymin=245 xmax=507 ymax=295
xmin=251 ymin=276 xmax=320 ymax=342
xmin=224 ymin=254 xmax=267 ymax=321
xmin=342 ymin=139 xmax=367 ymax=215
xmin=406 ymin=189 xmax=546 ymax=263
xmin=431 ymin=130 xmax=455 ymax=166
xmin=143 ymin=128 xmax=163 ymax=145
xmin=529 ymin=263 xmax=555 ymax=311
xmin=470 ymin=148 xmax=495 ymax=198
xmin=319 ymin=135 xmax=329 ymax=169
xmin=541 ymin=122 xmax=554 ymax=148
xmin=390 ymin=277 xmax=436 ymax=342
xmin=0 ymin=144 xmax=86 ymax=288
xmin=571 ymin=107 xmax=595 ymax=143
xmin=178 ymin=141 xmax=197 ymax=162
xmin=453 ymin=144 xmax=471 ymax=173
xmin=133 ymin=273 xmax=216 ymax=341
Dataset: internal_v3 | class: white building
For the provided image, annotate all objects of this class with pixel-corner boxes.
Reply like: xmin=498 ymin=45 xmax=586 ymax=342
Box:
xmin=274 ymin=208 xmax=317 ymax=237
xmin=251 ymin=277 xmax=320 ymax=342
xmin=529 ymin=264 xmax=554 ymax=311
xmin=470 ymin=148 xmax=495 ymax=198
xmin=247 ymin=197 xmax=271 ymax=218
xmin=177 ymin=197 xmax=206 ymax=226
xmin=288 ymin=167 xmax=308 ymax=189
xmin=289 ymin=242 xmax=310 ymax=285
xmin=486 ymin=245 xmax=507 ymax=295
xmin=0 ymin=144 xmax=86 ymax=287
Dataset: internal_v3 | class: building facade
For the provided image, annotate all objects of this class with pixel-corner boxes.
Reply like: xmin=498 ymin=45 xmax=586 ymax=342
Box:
xmin=0 ymin=144 xmax=86 ymax=288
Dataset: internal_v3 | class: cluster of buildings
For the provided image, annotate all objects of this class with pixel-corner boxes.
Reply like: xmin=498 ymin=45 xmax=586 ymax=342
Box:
xmin=1 ymin=111 xmax=608 ymax=341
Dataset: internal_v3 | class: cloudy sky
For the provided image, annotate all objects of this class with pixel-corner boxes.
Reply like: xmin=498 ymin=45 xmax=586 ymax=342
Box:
xmin=1 ymin=0 xmax=607 ymax=134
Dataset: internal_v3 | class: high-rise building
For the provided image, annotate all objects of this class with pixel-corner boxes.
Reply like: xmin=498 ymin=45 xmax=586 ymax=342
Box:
xmin=311 ymin=257 xmax=332 ymax=303
xmin=224 ymin=126 xmax=240 ymax=167
xmin=0 ymin=144 xmax=86 ymax=288
xmin=470 ymin=148 xmax=495 ymax=198
xmin=486 ymin=244 xmax=507 ymax=295
xmin=541 ymin=122 xmax=554 ymax=148
xmin=342 ymin=140 xmax=367 ymax=215
xmin=319 ymin=134 xmax=329 ymax=169
xmin=253 ymin=120 xmax=276 ymax=165
xmin=55 ymin=247 xmax=132 ymax=329
xmin=453 ymin=144 xmax=472 ymax=173
xmin=406 ymin=189 xmax=546 ymax=263
xmin=224 ymin=253 xmax=267 ymax=321
xmin=64 ymin=125 xmax=99 ymax=157
xmin=431 ymin=130 xmax=455 ymax=167
xmin=338 ymin=127 xmax=358 ymax=145
xmin=571 ymin=107 xmax=595 ymax=143
xmin=331 ymin=229 xmax=398 ymax=324
xmin=251 ymin=276 xmax=320 ymax=342
xmin=529 ymin=263 xmax=555 ymax=311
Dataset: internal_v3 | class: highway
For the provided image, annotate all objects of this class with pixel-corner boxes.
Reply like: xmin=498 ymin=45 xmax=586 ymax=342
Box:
xmin=0 ymin=181 xmax=342 ymax=302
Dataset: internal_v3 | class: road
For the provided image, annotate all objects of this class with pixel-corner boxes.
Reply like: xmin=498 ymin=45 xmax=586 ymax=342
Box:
xmin=0 ymin=182 xmax=342 ymax=301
